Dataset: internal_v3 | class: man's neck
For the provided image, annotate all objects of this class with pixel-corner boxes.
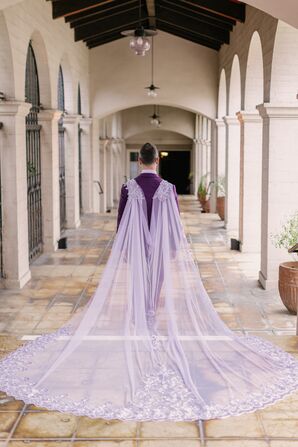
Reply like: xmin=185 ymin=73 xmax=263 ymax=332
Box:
xmin=141 ymin=168 xmax=157 ymax=174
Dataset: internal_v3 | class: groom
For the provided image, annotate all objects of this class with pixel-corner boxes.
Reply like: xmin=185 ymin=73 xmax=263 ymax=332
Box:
xmin=116 ymin=142 xmax=179 ymax=231
xmin=116 ymin=143 xmax=179 ymax=323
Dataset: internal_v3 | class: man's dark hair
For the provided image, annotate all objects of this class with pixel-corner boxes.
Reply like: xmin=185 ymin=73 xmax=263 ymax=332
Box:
xmin=139 ymin=142 xmax=159 ymax=165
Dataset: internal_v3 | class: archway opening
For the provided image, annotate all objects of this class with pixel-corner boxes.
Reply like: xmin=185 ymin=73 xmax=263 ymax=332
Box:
xmin=245 ymin=31 xmax=264 ymax=109
xmin=25 ymin=42 xmax=43 ymax=263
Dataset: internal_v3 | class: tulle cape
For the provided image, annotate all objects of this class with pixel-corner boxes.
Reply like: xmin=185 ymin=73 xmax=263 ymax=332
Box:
xmin=0 ymin=178 xmax=298 ymax=421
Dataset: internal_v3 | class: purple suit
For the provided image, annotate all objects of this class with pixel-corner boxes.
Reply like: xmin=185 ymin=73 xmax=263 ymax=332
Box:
xmin=116 ymin=172 xmax=179 ymax=231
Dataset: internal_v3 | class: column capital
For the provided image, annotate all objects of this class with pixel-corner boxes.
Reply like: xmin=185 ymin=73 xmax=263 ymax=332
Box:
xmin=257 ymin=102 xmax=298 ymax=119
xmin=63 ymin=113 xmax=80 ymax=124
xmin=236 ymin=110 xmax=262 ymax=124
xmin=38 ymin=108 xmax=62 ymax=122
xmin=215 ymin=118 xmax=225 ymax=128
xmin=79 ymin=117 xmax=93 ymax=128
xmin=0 ymin=101 xmax=31 ymax=117
xmin=223 ymin=115 xmax=240 ymax=126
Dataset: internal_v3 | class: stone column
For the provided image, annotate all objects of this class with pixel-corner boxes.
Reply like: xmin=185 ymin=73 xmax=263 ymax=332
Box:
xmin=0 ymin=101 xmax=31 ymax=288
xmin=99 ymin=138 xmax=108 ymax=213
xmin=197 ymin=115 xmax=204 ymax=183
xmin=215 ymin=119 xmax=226 ymax=178
xmin=192 ymin=139 xmax=200 ymax=196
xmin=237 ymin=111 xmax=262 ymax=253
xmin=116 ymin=139 xmax=124 ymax=194
xmin=209 ymin=120 xmax=217 ymax=213
xmin=79 ymin=117 xmax=93 ymax=213
xmin=106 ymin=139 xmax=114 ymax=210
xmin=257 ymin=103 xmax=298 ymax=289
xmin=39 ymin=109 xmax=61 ymax=252
xmin=63 ymin=114 xmax=80 ymax=228
xmin=112 ymin=140 xmax=119 ymax=206
xmin=223 ymin=116 xmax=241 ymax=238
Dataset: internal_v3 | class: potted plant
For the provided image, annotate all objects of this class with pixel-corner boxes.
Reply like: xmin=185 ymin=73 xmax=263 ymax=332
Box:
xmin=197 ymin=174 xmax=209 ymax=213
xmin=270 ymin=211 xmax=298 ymax=314
xmin=215 ymin=176 xmax=226 ymax=221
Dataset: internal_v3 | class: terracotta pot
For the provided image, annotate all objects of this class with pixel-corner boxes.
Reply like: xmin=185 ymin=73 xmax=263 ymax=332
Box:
xmin=204 ymin=199 xmax=210 ymax=213
xmin=198 ymin=198 xmax=210 ymax=213
xmin=278 ymin=261 xmax=298 ymax=314
xmin=217 ymin=196 xmax=225 ymax=220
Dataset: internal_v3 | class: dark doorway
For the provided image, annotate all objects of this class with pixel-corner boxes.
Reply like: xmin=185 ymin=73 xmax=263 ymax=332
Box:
xmin=159 ymin=151 xmax=190 ymax=194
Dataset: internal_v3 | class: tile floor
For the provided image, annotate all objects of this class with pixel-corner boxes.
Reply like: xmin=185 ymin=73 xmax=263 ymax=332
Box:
xmin=0 ymin=196 xmax=297 ymax=447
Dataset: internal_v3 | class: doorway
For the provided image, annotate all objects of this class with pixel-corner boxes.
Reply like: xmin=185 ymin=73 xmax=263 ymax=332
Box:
xmin=159 ymin=151 xmax=190 ymax=194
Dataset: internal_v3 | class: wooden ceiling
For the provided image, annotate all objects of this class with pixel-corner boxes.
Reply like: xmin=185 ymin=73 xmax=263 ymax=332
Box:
xmin=47 ymin=0 xmax=246 ymax=51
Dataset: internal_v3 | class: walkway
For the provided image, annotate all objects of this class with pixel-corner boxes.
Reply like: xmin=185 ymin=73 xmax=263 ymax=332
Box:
xmin=0 ymin=196 xmax=297 ymax=446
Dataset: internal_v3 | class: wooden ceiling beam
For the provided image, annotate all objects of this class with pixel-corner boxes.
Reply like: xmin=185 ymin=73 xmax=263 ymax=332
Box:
xmin=81 ymin=20 xmax=149 ymax=44
xmin=178 ymin=0 xmax=245 ymax=22
xmin=160 ymin=0 xmax=235 ymax=30
xmin=146 ymin=0 xmax=156 ymax=28
xmin=87 ymin=33 xmax=125 ymax=49
xmin=52 ymin=0 xmax=114 ymax=19
xmin=67 ymin=0 xmax=138 ymax=27
xmin=71 ymin=3 xmax=141 ymax=30
xmin=75 ymin=7 xmax=147 ymax=41
xmin=156 ymin=6 xmax=230 ymax=43
xmin=157 ymin=21 xmax=221 ymax=50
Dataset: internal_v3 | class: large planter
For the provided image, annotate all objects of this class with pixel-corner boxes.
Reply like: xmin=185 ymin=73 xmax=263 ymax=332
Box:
xmin=278 ymin=261 xmax=298 ymax=314
xmin=198 ymin=196 xmax=210 ymax=213
xmin=217 ymin=196 xmax=225 ymax=220
xmin=197 ymin=194 xmax=208 ymax=213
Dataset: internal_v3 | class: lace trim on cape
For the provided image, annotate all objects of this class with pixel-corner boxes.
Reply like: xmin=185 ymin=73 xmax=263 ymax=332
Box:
xmin=125 ymin=178 xmax=172 ymax=202
xmin=0 ymin=326 xmax=298 ymax=421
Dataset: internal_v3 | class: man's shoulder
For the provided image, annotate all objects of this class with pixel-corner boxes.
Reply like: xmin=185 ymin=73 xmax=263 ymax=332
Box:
xmin=134 ymin=173 xmax=162 ymax=182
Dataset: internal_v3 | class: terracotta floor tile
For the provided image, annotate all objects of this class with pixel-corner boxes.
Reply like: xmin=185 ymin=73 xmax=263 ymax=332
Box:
xmin=0 ymin=397 xmax=24 ymax=412
xmin=139 ymin=442 xmax=201 ymax=447
xmin=204 ymin=413 xmax=265 ymax=438
xmin=13 ymin=412 xmax=78 ymax=438
xmin=0 ymin=412 xmax=20 ymax=438
xmin=73 ymin=442 xmax=135 ymax=447
xmin=8 ymin=443 xmax=72 ymax=447
xmin=75 ymin=418 xmax=137 ymax=438
xmin=140 ymin=421 xmax=199 ymax=438
xmin=260 ymin=414 xmax=298 ymax=438
xmin=269 ymin=441 xmax=298 ymax=447
xmin=205 ymin=441 xmax=268 ymax=446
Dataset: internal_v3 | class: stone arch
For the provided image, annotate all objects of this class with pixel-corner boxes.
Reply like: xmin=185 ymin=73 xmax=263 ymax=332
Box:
xmin=218 ymin=69 xmax=227 ymax=118
xmin=121 ymin=105 xmax=196 ymax=140
xmin=0 ymin=12 xmax=14 ymax=99
xmin=270 ymin=20 xmax=298 ymax=103
xmin=228 ymin=54 xmax=241 ymax=115
xmin=245 ymin=31 xmax=264 ymax=110
xmin=28 ymin=30 xmax=51 ymax=108
xmin=59 ymin=53 xmax=74 ymax=113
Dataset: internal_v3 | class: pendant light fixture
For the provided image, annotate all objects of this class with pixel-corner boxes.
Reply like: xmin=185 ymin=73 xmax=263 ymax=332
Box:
xmin=150 ymin=105 xmax=161 ymax=127
xmin=145 ymin=36 xmax=160 ymax=97
xmin=121 ymin=0 xmax=157 ymax=56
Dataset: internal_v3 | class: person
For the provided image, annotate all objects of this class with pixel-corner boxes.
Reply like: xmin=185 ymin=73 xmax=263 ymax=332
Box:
xmin=116 ymin=142 xmax=179 ymax=232
xmin=0 ymin=142 xmax=298 ymax=421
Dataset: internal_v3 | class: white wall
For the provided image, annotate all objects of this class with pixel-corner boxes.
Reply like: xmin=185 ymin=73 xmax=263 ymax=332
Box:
xmin=122 ymin=105 xmax=196 ymax=140
xmin=90 ymin=31 xmax=218 ymax=119
xmin=2 ymin=0 xmax=90 ymax=114
xmin=244 ymin=0 xmax=298 ymax=29
xmin=126 ymin=129 xmax=192 ymax=146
